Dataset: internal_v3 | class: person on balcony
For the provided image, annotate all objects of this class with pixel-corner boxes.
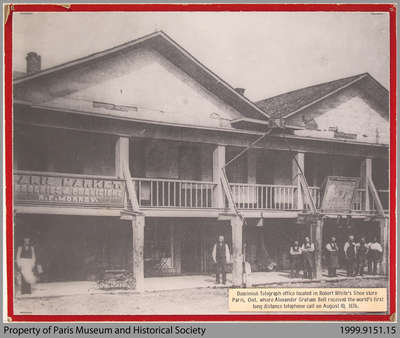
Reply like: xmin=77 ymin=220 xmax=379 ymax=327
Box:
xmin=367 ymin=237 xmax=383 ymax=275
xmin=301 ymin=236 xmax=315 ymax=279
xmin=16 ymin=237 xmax=37 ymax=295
xmin=356 ymin=237 xmax=369 ymax=276
xmin=325 ymin=236 xmax=339 ymax=277
xmin=344 ymin=235 xmax=357 ymax=277
xmin=212 ymin=235 xmax=231 ymax=285
xmin=289 ymin=240 xmax=302 ymax=278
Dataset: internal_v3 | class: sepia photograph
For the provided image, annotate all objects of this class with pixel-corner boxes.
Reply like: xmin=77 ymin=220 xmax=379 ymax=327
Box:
xmin=8 ymin=8 xmax=392 ymax=318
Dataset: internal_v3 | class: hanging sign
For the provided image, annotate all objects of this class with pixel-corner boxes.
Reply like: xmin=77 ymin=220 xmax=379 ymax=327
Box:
xmin=320 ymin=176 xmax=360 ymax=213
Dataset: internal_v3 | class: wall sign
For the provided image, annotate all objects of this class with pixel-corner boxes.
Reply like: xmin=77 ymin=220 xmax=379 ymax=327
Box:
xmin=14 ymin=173 xmax=126 ymax=207
xmin=320 ymin=176 xmax=360 ymax=213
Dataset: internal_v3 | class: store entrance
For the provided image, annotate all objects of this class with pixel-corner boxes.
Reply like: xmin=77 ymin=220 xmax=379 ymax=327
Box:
xmin=181 ymin=224 xmax=202 ymax=274
xmin=15 ymin=215 xmax=131 ymax=282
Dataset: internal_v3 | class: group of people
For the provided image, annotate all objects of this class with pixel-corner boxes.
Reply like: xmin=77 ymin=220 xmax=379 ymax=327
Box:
xmin=290 ymin=235 xmax=383 ymax=279
xmin=339 ymin=235 xmax=383 ymax=277
xmin=212 ymin=233 xmax=383 ymax=284
xmin=289 ymin=236 xmax=315 ymax=279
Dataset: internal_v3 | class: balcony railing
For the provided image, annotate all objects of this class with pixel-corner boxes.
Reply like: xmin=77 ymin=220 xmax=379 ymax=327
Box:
xmin=14 ymin=170 xmax=389 ymax=213
xmin=231 ymin=183 xmax=389 ymax=213
xmin=229 ymin=183 xmax=298 ymax=210
xmin=306 ymin=187 xmax=388 ymax=213
xmin=352 ymin=189 xmax=365 ymax=211
xmin=306 ymin=186 xmax=321 ymax=209
xmin=133 ymin=178 xmax=216 ymax=208
xmin=372 ymin=189 xmax=389 ymax=212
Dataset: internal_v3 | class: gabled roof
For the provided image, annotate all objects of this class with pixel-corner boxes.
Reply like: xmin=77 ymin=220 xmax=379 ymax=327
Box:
xmin=256 ymin=73 xmax=388 ymax=119
xmin=14 ymin=31 xmax=270 ymax=121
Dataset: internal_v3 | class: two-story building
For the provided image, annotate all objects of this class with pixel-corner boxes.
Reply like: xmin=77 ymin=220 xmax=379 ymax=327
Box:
xmin=13 ymin=31 xmax=389 ymax=291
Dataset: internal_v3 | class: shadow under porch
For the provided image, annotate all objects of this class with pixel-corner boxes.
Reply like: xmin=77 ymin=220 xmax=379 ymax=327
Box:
xmin=14 ymin=214 xmax=234 ymax=283
xmin=143 ymin=218 xmax=231 ymax=277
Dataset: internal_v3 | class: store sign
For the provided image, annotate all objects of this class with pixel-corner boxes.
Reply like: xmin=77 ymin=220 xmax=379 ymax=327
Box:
xmin=14 ymin=174 xmax=126 ymax=207
xmin=320 ymin=176 xmax=360 ymax=213
xmin=334 ymin=131 xmax=357 ymax=140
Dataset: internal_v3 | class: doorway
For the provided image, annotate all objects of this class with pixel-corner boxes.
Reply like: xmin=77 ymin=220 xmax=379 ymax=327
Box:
xmin=181 ymin=224 xmax=202 ymax=274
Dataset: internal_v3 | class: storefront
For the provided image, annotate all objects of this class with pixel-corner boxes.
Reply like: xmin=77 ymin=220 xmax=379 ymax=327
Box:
xmin=14 ymin=215 xmax=132 ymax=282
xmin=144 ymin=218 xmax=231 ymax=277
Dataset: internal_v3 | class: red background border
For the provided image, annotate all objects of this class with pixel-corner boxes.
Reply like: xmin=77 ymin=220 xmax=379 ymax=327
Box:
xmin=4 ymin=3 xmax=397 ymax=322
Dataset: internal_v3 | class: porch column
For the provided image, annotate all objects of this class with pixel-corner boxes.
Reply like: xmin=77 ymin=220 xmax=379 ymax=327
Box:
xmin=231 ymin=216 xmax=243 ymax=286
xmin=361 ymin=158 xmax=372 ymax=211
xmin=213 ymin=145 xmax=226 ymax=208
xmin=247 ymin=150 xmax=257 ymax=184
xmin=292 ymin=152 xmax=305 ymax=210
xmin=174 ymin=224 xmax=182 ymax=274
xmin=311 ymin=217 xmax=324 ymax=279
xmin=132 ymin=214 xmax=145 ymax=292
xmin=115 ymin=137 xmax=130 ymax=178
xmin=169 ymin=223 xmax=175 ymax=268
xmin=248 ymin=150 xmax=257 ymax=209
xmin=378 ymin=217 xmax=388 ymax=275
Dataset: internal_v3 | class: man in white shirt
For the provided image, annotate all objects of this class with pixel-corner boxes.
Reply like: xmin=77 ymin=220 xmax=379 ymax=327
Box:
xmin=367 ymin=237 xmax=383 ymax=275
xmin=343 ymin=235 xmax=357 ymax=277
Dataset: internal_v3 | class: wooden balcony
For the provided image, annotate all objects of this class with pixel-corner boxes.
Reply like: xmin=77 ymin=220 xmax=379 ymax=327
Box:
xmin=231 ymin=183 xmax=389 ymax=213
xmin=133 ymin=178 xmax=216 ymax=209
xmin=305 ymin=187 xmax=389 ymax=213
xmin=230 ymin=183 xmax=298 ymax=210
xmin=13 ymin=171 xmax=388 ymax=215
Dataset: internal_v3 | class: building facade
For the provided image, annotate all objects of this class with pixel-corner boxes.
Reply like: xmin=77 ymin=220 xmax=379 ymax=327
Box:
xmin=13 ymin=31 xmax=389 ymax=291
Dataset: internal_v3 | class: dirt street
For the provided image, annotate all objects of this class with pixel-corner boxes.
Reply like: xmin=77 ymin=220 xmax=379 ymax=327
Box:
xmin=14 ymin=278 xmax=387 ymax=315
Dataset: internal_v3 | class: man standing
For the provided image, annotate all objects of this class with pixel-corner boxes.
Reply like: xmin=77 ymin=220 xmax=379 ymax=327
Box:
xmin=367 ymin=237 xmax=383 ymax=275
xmin=325 ymin=236 xmax=339 ymax=277
xmin=301 ymin=236 xmax=315 ymax=279
xmin=289 ymin=240 xmax=302 ymax=278
xmin=212 ymin=235 xmax=231 ymax=284
xmin=356 ymin=237 xmax=369 ymax=276
xmin=16 ymin=237 xmax=37 ymax=295
xmin=343 ymin=235 xmax=357 ymax=277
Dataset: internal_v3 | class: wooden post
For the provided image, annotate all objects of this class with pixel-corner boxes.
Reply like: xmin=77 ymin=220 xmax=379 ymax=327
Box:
xmin=378 ymin=217 xmax=388 ymax=275
xmin=213 ymin=145 xmax=226 ymax=208
xmin=247 ymin=150 xmax=257 ymax=184
xmin=311 ymin=217 xmax=324 ymax=280
xmin=132 ymin=215 xmax=145 ymax=292
xmin=231 ymin=216 xmax=243 ymax=286
xmin=248 ymin=150 xmax=257 ymax=208
xmin=292 ymin=152 xmax=305 ymax=210
xmin=169 ymin=223 xmax=174 ymax=267
xmin=174 ymin=223 xmax=182 ymax=274
xmin=361 ymin=158 xmax=372 ymax=211
xmin=115 ymin=137 xmax=130 ymax=178
xmin=116 ymin=136 xmax=140 ymax=210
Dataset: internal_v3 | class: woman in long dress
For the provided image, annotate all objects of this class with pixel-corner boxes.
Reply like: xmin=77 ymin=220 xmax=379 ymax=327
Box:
xmin=16 ymin=237 xmax=37 ymax=294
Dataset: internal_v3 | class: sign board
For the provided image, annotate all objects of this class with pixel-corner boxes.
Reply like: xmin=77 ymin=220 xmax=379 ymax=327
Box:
xmin=296 ymin=213 xmax=319 ymax=224
xmin=14 ymin=173 xmax=126 ymax=208
xmin=320 ymin=176 xmax=360 ymax=213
